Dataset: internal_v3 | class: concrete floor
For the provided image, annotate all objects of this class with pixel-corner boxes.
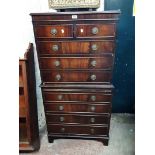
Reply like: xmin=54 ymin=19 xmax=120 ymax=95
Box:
xmin=20 ymin=113 xmax=135 ymax=155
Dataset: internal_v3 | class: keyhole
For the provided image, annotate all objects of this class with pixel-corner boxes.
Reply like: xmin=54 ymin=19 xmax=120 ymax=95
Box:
xmin=80 ymin=29 xmax=84 ymax=33
xmin=61 ymin=29 xmax=64 ymax=33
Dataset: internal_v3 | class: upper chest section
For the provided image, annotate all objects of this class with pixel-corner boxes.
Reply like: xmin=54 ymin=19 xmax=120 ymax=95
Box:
xmin=31 ymin=11 xmax=120 ymax=40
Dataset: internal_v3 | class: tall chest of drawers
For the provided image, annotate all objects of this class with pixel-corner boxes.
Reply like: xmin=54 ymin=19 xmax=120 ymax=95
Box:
xmin=31 ymin=11 xmax=120 ymax=146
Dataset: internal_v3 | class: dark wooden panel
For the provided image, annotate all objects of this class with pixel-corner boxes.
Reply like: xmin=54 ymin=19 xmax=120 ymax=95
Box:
xmin=44 ymin=103 xmax=111 ymax=113
xmin=47 ymin=124 xmax=109 ymax=135
xmin=46 ymin=113 xmax=110 ymax=124
xmin=19 ymin=43 xmax=40 ymax=152
xmin=34 ymin=25 xmax=73 ymax=38
xmin=19 ymin=64 xmax=24 ymax=86
xmin=41 ymin=70 xmax=112 ymax=82
xmin=39 ymin=57 xmax=113 ymax=69
xmin=43 ymin=92 xmax=112 ymax=102
xmin=37 ymin=41 xmax=115 ymax=55
xmin=19 ymin=122 xmax=28 ymax=142
xmin=76 ymin=24 xmax=116 ymax=38
xmin=19 ymin=95 xmax=26 ymax=117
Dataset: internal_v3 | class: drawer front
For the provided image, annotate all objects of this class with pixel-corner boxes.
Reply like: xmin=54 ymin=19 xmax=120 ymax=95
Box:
xmin=44 ymin=103 xmax=111 ymax=113
xmin=43 ymin=92 xmax=112 ymax=102
xmin=46 ymin=113 xmax=110 ymax=124
xmin=39 ymin=57 xmax=113 ymax=69
xmin=47 ymin=124 xmax=108 ymax=135
xmin=76 ymin=24 xmax=115 ymax=38
xmin=34 ymin=25 xmax=73 ymax=38
xmin=37 ymin=41 xmax=115 ymax=55
xmin=41 ymin=70 xmax=112 ymax=82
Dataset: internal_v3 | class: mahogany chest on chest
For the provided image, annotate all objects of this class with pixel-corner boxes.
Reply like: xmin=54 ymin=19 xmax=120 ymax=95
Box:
xmin=31 ymin=11 xmax=120 ymax=145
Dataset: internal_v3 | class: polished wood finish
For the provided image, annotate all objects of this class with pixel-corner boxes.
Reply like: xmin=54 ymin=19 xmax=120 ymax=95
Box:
xmin=31 ymin=11 xmax=120 ymax=145
xmin=19 ymin=43 xmax=40 ymax=152
xmin=34 ymin=25 xmax=73 ymax=38
xmin=76 ymin=24 xmax=116 ymax=38
xmin=44 ymin=103 xmax=111 ymax=113
xmin=42 ymin=92 xmax=112 ymax=102
xmin=46 ymin=113 xmax=110 ymax=124
xmin=41 ymin=70 xmax=112 ymax=82
xmin=39 ymin=56 xmax=113 ymax=69
xmin=37 ymin=41 xmax=115 ymax=55
xmin=47 ymin=124 xmax=109 ymax=135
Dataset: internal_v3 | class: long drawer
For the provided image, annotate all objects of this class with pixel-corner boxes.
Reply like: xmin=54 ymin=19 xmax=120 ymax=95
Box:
xmin=39 ymin=56 xmax=113 ymax=69
xmin=47 ymin=124 xmax=109 ymax=136
xmin=42 ymin=92 xmax=112 ymax=102
xmin=41 ymin=70 xmax=112 ymax=82
xmin=37 ymin=41 xmax=115 ymax=55
xmin=44 ymin=103 xmax=111 ymax=113
xmin=46 ymin=113 xmax=110 ymax=124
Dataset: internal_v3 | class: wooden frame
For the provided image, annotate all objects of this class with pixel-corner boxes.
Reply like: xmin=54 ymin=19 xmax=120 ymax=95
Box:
xmin=19 ymin=43 xmax=40 ymax=152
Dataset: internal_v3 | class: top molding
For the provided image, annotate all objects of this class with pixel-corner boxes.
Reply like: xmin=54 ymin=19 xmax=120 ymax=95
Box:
xmin=30 ymin=10 xmax=121 ymax=16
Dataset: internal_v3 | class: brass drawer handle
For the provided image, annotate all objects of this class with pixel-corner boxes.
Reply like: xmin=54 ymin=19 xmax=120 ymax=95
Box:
xmin=91 ymin=95 xmax=96 ymax=101
xmin=51 ymin=28 xmax=57 ymax=35
xmin=54 ymin=60 xmax=60 ymax=67
xmin=52 ymin=45 xmax=59 ymax=51
xmin=91 ymin=128 xmax=95 ymax=134
xmin=92 ymin=27 xmax=99 ymax=35
xmin=90 ymin=105 xmax=96 ymax=112
xmin=91 ymin=44 xmax=98 ymax=51
xmin=59 ymin=105 xmax=64 ymax=111
xmin=61 ymin=127 xmax=65 ymax=132
xmin=60 ymin=116 xmax=64 ymax=122
xmin=91 ymin=60 xmax=96 ymax=67
xmin=57 ymin=94 xmax=63 ymax=100
xmin=90 ymin=74 xmax=96 ymax=81
xmin=90 ymin=118 xmax=95 ymax=123
xmin=55 ymin=74 xmax=61 ymax=81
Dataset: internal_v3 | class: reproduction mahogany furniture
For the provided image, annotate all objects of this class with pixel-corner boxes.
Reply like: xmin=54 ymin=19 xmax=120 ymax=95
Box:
xmin=31 ymin=11 xmax=120 ymax=145
xmin=19 ymin=43 xmax=40 ymax=152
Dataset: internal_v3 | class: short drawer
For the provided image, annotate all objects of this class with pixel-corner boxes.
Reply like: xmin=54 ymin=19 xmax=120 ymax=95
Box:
xmin=46 ymin=113 xmax=110 ymax=124
xmin=39 ymin=56 xmax=113 ymax=69
xmin=41 ymin=70 xmax=112 ymax=82
xmin=43 ymin=92 xmax=112 ymax=102
xmin=47 ymin=124 xmax=109 ymax=135
xmin=76 ymin=24 xmax=116 ymax=38
xmin=34 ymin=25 xmax=73 ymax=38
xmin=44 ymin=103 xmax=111 ymax=113
xmin=37 ymin=41 xmax=115 ymax=55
